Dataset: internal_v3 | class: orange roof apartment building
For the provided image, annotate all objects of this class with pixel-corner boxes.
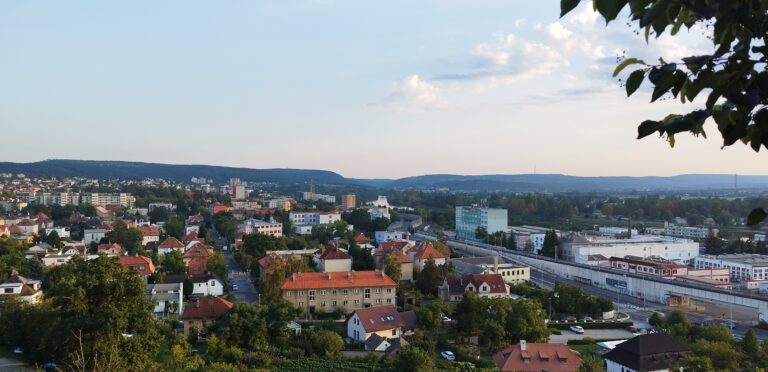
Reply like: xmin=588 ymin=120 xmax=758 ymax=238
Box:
xmin=281 ymin=270 xmax=397 ymax=315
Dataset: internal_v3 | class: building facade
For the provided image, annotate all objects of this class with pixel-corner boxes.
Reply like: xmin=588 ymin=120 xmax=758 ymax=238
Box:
xmin=455 ymin=206 xmax=508 ymax=240
xmin=560 ymin=235 xmax=699 ymax=265
xmin=341 ymin=194 xmax=356 ymax=210
xmin=281 ymin=271 xmax=397 ymax=315
xmin=694 ymin=254 xmax=768 ymax=282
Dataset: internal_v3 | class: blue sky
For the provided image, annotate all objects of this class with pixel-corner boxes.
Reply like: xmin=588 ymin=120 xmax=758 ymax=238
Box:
xmin=0 ymin=1 xmax=763 ymax=179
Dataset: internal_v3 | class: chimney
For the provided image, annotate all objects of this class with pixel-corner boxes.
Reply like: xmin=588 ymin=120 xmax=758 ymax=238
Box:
xmin=520 ymin=340 xmax=526 ymax=351
xmin=292 ymin=273 xmax=296 ymax=282
xmin=628 ymin=217 xmax=632 ymax=238
xmin=493 ymin=255 xmax=499 ymax=273
xmin=328 ymin=272 xmax=332 ymax=281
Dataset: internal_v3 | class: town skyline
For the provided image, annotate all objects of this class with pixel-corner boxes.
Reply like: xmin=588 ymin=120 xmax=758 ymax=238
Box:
xmin=1 ymin=1 xmax=765 ymax=179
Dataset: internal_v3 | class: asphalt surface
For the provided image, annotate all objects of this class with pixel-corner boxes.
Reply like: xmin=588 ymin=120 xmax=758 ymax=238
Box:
xmin=0 ymin=357 xmax=30 ymax=372
xmin=213 ymin=229 xmax=258 ymax=303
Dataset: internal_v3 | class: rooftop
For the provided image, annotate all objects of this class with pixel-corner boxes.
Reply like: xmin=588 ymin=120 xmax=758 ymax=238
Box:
xmin=281 ymin=270 xmax=397 ymax=290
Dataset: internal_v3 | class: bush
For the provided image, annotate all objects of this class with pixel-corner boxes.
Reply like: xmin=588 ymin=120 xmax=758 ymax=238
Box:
xmin=550 ymin=321 xmax=632 ymax=330
xmin=548 ymin=328 xmax=562 ymax=335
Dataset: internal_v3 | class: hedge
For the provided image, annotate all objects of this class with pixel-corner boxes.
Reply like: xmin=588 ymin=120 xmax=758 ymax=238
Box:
xmin=550 ymin=321 xmax=632 ymax=330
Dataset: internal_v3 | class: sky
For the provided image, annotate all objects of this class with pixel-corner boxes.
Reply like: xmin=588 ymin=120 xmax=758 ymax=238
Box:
xmin=0 ymin=0 xmax=764 ymax=179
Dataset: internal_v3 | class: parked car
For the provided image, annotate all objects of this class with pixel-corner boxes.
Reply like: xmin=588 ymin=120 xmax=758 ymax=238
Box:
xmin=579 ymin=316 xmax=593 ymax=322
xmin=570 ymin=325 xmax=585 ymax=334
xmin=560 ymin=316 xmax=577 ymax=322
xmin=43 ymin=361 xmax=60 ymax=372
xmin=231 ymin=284 xmax=239 ymax=292
xmin=626 ymin=325 xmax=637 ymax=333
xmin=442 ymin=315 xmax=452 ymax=322
xmin=440 ymin=351 xmax=456 ymax=361
xmin=13 ymin=347 xmax=23 ymax=355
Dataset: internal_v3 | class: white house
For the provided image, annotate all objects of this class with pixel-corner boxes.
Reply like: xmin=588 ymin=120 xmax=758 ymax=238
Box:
xmin=190 ymin=275 xmax=224 ymax=297
xmin=145 ymin=283 xmax=184 ymax=319
xmin=346 ymin=305 xmax=417 ymax=342
xmin=42 ymin=254 xmax=73 ymax=267
xmin=0 ymin=271 xmax=42 ymax=304
xmin=374 ymin=231 xmax=408 ymax=244
xmin=84 ymin=229 xmax=109 ymax=246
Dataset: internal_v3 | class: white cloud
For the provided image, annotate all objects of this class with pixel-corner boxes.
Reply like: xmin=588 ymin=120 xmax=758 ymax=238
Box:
xmin=546 ymin=22 xmax=572 ymax=40
xmin=472 ymin=34 xmax=515 ymax=66
xmin=567 ymin=4 xmax=599 ymax=26
xmin=386 ymin=74 xmax=440 ymax=108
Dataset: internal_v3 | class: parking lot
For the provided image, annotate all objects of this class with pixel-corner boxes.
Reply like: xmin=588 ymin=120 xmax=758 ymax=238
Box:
xmin=549 ymin=328 xmax=637 ymax=344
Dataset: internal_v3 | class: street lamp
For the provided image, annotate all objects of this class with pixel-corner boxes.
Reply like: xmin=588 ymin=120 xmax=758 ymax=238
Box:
xmin=549 ymin=292 xmax=559 ymax=320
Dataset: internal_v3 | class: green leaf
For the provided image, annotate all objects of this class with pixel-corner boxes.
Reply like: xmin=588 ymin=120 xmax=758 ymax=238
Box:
xmin=595 ymin=0 xmax=628 ymax=23
xmin=747 ymin=208 xmax=767 ymax=226
xmin=613 ymin=58 xmax=646 ymax=77
xmin=560 ymin=0 xmax=581 ymax=17
xmin=637 ymin=120 xmax=660 ymax=139
xmin=625 ymin=69 xmax=645 ymax=96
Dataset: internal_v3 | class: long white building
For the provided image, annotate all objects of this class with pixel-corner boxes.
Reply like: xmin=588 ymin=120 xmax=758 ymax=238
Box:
xmin=694 ymin=254 xmax=768 ymax=282
xmin=18 ymin=191 xmax=135 ymax=207
xmin=560 ymin=235 xmax=699 ymax=265
xmin=289 ymin=211 xmax=341 ymax=226
xmin=664 ymin=225 xmax=717 ymax=240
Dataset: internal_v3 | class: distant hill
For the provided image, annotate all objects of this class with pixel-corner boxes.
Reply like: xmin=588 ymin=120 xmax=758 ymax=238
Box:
xmin=384 ymin=173 xmax=768 ymax=192
xmin=1 ymin=160 xmax=767 ymax=192
xmin=0 ymin=160 xmax=346 ymax=185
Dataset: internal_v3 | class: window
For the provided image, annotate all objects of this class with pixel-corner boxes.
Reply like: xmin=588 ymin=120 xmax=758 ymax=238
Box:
xmin=343 ymin=300 xmax=349 ymax=305
xmin=286 ymin=291 xmax=293 ymax=297
xmin=321 ymin=301 xmax=326 ymax=307
xmin=299 ymin=301 xmax=304 ymax=307
xmin=320 ymin=290 xmax=326 ymax=296
xmin=343 ymin=289 xmax=349 ymax=296
xmin=354 ymin=299 xmax=360 ymax=305
xmin=376 ymin=299 xmax=381 ymax=304
xmin=392 ymin=329 xmax=397 ymax=336
xmin=332 ymin=289 xmax=337 ymax=295
xmin=309 ymin=290 xmax=316 ymax=301
xmin=4 ymin=288 xmax=13 ymax=294
xmin=364 ymin=288 xmax=371 ymax=299
xmin=386 ymin=288 xmax=392 ymax=294
xmin=386 ymin=298 xmax=392 ymax=304
xmin=332 ymin=300 xmax=337 ymax=306
xmin=354 ymin=288 xmax=360 ymax=295
xmin=375 ymin=288 xmax=381 ymax=293
xmin=299 ymin=291 xmax=304 ymax=297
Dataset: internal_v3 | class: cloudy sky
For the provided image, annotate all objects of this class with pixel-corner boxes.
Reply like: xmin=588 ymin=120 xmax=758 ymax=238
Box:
xmin=0 ymin=1 xmax=763 ymax=179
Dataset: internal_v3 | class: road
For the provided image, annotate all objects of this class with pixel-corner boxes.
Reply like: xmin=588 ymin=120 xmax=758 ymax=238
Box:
xmin=212 ymin=229 xmax=258 ymax=303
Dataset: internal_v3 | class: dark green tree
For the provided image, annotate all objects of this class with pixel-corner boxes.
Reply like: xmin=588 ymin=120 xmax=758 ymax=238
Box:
xmin=106 ymin=220 xmax=144 ymax=255
xmin=163 ymin=218 xmax=185 ymax=240
xmin=160 ymin=250 xmax=186 ymax=275
xmin=394 ymin=347 xmax=434 ymax=372
xmin=540 ymin=229 xmax=558 ymax=258
xmin=416 ymin=259 xmax=445 ymax=295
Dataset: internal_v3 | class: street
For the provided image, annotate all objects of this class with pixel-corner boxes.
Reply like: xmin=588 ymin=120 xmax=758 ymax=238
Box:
xmin=212 ymin=229 xmax=258 ymax=303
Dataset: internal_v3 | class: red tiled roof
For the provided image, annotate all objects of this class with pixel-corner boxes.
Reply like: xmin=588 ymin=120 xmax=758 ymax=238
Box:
xmin=182 ymin=231 xmax=199 ymax=243
xmin=318 ymin=247 xmax=351 ymax=261
xmin=98 ymin=242 xmax=124 ymax=254
xmin=158 ymin=237 xmax=184 ymax=249
xmin=183 ymin=243 xmax=213 ymax=259
xmin=181 ymin=297 xmax=233 ymax=320
xmin=351 ymin=305 xmax=418 ymax=333
xmin=281 ymin=271 xmax=397 ymax=290
xmin=413 ymin=242 xmax=446 ymax=260
xmin=379 ymin=241 xmax=409 ymax=251
xmin=187 ymin=257 xmax=209 ymax=276
xmin=16 ymin=219 xmax=36 ymax=226
xmin=373 ymin=248 xmax=412 ymax=263
xmin=353 ymin=233 xmax=371 ymax=243
xmin=445 ymin=274 xmax=508 ymax=295
xmin=138 ymin=226 xmax=161 ymax=236
xmin=119 ymin=255 xmax=156 ymax=276
xmin=258 ymin=255 xmax=285 ymax=276
xmin=493 ymin=343 xmax=581 ymax=372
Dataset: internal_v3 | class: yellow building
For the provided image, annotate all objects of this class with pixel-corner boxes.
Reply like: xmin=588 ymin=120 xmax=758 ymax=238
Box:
xmin=282 ymin=271 xmax=397 ymax=315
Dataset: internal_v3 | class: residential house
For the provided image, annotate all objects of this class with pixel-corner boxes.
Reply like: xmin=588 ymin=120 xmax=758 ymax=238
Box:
xmin=137 ymin=225 xmax=161 ymax=245
xmin=373 ymin=248 xmax=414 ymax=282
xmin=83 ymin=228 xmax=109 ymax=246
xmin=493 ymin=341 xmax=581 ymax=372
xmin=181 ymin=296 xmax=234 ymax=338
xmin=346 ymin=304 xmax=418 ymax=342
xmin=281 ymin=271 xmax=397 ymax=315
xmin=314 ymin=246 xmax=352 ymax=272
xmin=451 ymin=256 xmax=530 ymax=284
xmin=438 ymin=273 xmax=510 ymax=302
xmin=603 ymin=334 xmax=691 ymax=372
xmin=14 ymin=219 xmax=39 ymax=235
xmin=408 ymin=242 xmax=447 ymax=271
xmin=364 ymin=334 xmax=390 ymax=352
xmin=42 ymin=254 xmax=73 ymax=267
xmin=258 ymin=254 xmax=286 ymax=283
xmin=60 ymin=243 xmax=86 ymax=257
xmin=145 ymin=283 xmax=184 ymax=319
xmin=158 ymin=237 xmax=185 ymax=255
xmin=0 ymin=270 xmax=42 ymax=303
xmin=119 ymin=255 xmax=156 ymax=281
xmin=189 ymin=275 xmax=224 ymax=297
xmin=98 ymin=242 xmax=124 ymax=256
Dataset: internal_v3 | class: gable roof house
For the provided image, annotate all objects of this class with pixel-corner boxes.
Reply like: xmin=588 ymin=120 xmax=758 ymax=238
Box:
xmin=346 ymin=304 xmax=418 ymax=343
xmin=98 ymin=242 xmax=124 ymax=256
xmin=146 ymin=283 xmax=183 ymax=319
xmin=0 ymin=270 xmax=43 ymax=304
xmin=119 ymin=255 xmax=156 ymax=281
xmin=493 ymin=341 xmax=581 ymax=372
xmin=137 ymin=225 xmax=161 ymax=245
xmin=157 ymin=237 xmax=184 ymax=255
xmin=408 ymin=242 xmax=447 ymax=270
xmin=438 ymin=273 xmax=510 ymax=302
xmin=603 ymin=333 xmax=691 ymax=372
xmin=314 ymin=246 xmax=352 ymax=273
xmin=181 ymin=296 xmax=234 ymax=338
xmin=373 ymin=248 xmax=414 ymax=282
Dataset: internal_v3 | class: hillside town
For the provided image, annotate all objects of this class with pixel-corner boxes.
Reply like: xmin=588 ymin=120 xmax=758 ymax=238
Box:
xmin=1 ymin=172 xmax=768 ymax=371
